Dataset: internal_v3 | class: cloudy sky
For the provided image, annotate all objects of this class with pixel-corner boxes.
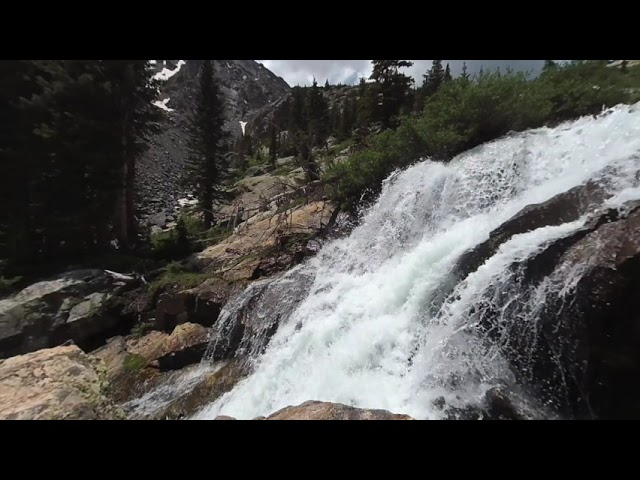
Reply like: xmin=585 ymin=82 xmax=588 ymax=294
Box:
xmin=257 ymin=60 xmax=546 ymax=87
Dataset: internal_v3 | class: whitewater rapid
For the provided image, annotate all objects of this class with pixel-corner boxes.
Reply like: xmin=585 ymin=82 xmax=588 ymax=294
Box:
xmin=194 ymin=103 xmax=640 ymax=420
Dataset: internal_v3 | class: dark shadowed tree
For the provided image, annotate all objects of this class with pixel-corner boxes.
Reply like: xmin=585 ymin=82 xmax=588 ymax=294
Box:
xmin=423 ymin=60 xmax=446 ymax=97
xmin=369 ymin=60 xmax=414 ymax=128
xmin=444 ymin=63 xmax=452 ymax=82
xmin=269 ymin=122 xmax=278 ymax=167
xmin=185 ymin=60 xmax=227 ymax=230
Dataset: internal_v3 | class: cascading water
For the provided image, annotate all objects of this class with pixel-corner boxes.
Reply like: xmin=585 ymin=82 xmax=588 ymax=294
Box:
xmin=194 ymin=103 xmax=640 ymax=420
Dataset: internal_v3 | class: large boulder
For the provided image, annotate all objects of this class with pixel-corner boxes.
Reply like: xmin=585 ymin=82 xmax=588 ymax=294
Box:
xmin=154 ymin=277 xmax=233 ymax=332
xmin=0 ymin=269 xmax=138 ymax=359
xmin=532 ymin=202 xmax=640 ymax=418
xmin=0 ymin=345 xmax=123 ymax=420
xmin=156 ymin=323 xmax=211 ymax=371
xmin=216 ymin=401 xmax=414 ymax=420
xmin=473 ymin=200 xmax=640 ymax=419
xmin=197 ymin=201 xmax=335 ymax=276
xmin=91 ymin=323 xmax=213 ymax=407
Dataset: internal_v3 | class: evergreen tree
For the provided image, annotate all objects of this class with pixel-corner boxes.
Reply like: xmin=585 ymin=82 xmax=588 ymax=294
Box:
xmin=324 ymin=79 xmax=330 ymax=89
xmin=444 ymin=63 xmax=452 ymax=82
xmin=102 ymin=60 xmax=162 ymax=249
xmin=357 ymin=80 xmax=381 ymax=127
xmin=543 ymin=60 xmax=558 ymax=71
xmin=185 ymin=60 xmax=227 ymax=230
xmin=461 ymin=62 xmax=470 ymax=82
xmin=269 ymin=122 xmax=278 ymax=167
xmin=0 ymin=60 xmax=161 ymax=271
xmin=174 ymin=216 xmax=191 ymax=256
xmin=346 ymin=98 xmax=359 ymax=139
xmin=358 ymin=77 xmax=367 ymax=96
xmin=422 ymin=60 xmax=446 ymax=97
xmin=0 ymin=60 xmax=48 ymax=268
xmin=287 ymin=87 xmax=307 ymax=134
xmin=306 ymin=78 xmax=330 ymax=148
xmin=369 ymin=60 xmax=414 ymax=128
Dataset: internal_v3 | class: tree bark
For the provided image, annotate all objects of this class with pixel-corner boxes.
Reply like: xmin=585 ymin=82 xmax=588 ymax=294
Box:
xmin=125 ymin=146 xmax=137 ymax=247
xmin=114 ymin=111 xmax=130 ymax=250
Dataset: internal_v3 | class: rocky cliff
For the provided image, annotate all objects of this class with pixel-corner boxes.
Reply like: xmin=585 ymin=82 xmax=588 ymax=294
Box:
xmin=137 ymin=60 xmax=291 ymax=219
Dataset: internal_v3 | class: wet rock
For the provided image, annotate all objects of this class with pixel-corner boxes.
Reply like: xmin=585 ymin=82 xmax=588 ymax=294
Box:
xmin=214 ymin=415 xmax=237 ymax=420
xmin=479 ymin=201 xmax=640 ymax=419
xmin=261 ymin=401 xmax=414 ymax=420
xmin=207 ymin=269 xmax=314 ymax=361
xmin=432 ymin=396 xmax=446 ymax=410
xmin=149 ymin=357 xmax=251 ymax=420
xmin=456 ymin=180 xmax=606 ymax=281
xmin=484 ymin=387 xmax=525 ymax=420
xmin=535 ymin=203 xmax=640 ymax=418
xmin=0 ymin=345 xmax=123 ymax=419
xmin=443 ymin=388 xmax=533 ymax=420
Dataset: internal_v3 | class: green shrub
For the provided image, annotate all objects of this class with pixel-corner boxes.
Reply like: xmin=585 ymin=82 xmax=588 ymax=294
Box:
xmin=148 ymin=268 xmax=211 ymax=298
xmin=537 ymin=60 xmax=633 ymax=122
xmin=123 ymin=354 xmax=148 ymax=372
xmin=150 ymin=214 xmax=201 ymax=260
xmin=325 ymin=121 xmax=426 ymax=213
xmin=130 ymin=321 xmax=154 ymax=338
xmin=324 ymin=61 xmax=640 ymax=214
xmin=417 ymin=70 xmax=551 ymax=159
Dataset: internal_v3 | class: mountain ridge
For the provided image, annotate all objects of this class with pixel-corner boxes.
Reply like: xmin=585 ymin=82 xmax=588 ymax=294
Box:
xmin=137 ymin=60 xmax=291 ymax=220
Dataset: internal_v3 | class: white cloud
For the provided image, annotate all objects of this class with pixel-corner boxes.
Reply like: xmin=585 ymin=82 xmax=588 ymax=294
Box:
xmin=257 ymin=60 xmax=545 ymax=87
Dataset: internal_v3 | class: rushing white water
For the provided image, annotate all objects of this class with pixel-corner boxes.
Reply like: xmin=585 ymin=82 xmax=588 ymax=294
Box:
xmin=194 ymin=103 xmax=640 ymax=420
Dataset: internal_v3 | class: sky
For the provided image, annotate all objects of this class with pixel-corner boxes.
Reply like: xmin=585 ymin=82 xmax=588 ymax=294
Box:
xmin=257 ymin=60 xmax=546 ymax=87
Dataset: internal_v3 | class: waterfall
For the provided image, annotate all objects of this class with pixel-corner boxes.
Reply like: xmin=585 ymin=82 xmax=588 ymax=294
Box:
xmin=195 ymin=103 xmax=640 ymax=419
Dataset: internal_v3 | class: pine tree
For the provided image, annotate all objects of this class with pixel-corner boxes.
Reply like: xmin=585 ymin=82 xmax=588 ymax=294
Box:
xmin=543 ymin=60 xmax=558 ymax=71
xmin=345 ymin=98 xmax=358 ymax=139
xmin=174 ymin=216 xmax=191 ymax=256
xmin=1 ymin=60 xmax=161 ymax=270
xmin=0 ymin=60 xmax=46 ymax=268
xmin=422 ymin=60 xmax=446 ymax=97
xmin=444 ymin=63 xmax=452 ymax=82
xmin=102 ymin=60 xmax=162 ymax=249
xmin=358 ymin=77 xmax=367 ymax=96
xmin=185 ymin=60 xmax=227 ymax=230
xmin=369 ymin=60 xmax=414 ymax=128
xmin=461 ymin=62 xmax=470 ymax=82
xmin=324 ymin=79 xmax=330 ymax=89
xmin=269 ymin=122 xmax=278 ymax=167
xmin=306 ymin=78 xmax=330 ymax=148
xmin=287 ymin=87 xmax=307 ymax=134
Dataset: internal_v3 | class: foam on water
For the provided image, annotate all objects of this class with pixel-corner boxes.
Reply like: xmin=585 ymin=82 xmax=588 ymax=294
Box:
xmin=193 ymin=103 xmax=640 ymax=419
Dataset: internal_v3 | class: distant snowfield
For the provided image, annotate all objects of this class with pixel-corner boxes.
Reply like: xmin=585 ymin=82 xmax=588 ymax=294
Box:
xmin=153 ymin=60 xmax=186 ymax=81
xmin=152 ymin=97 xmax=174 ymax=112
